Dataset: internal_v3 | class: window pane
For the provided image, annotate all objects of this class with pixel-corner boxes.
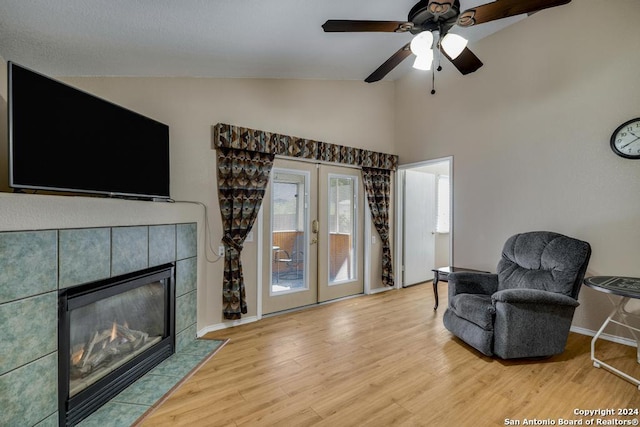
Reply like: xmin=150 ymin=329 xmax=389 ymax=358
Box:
xmin=329 ymin=176 xmax=356 ymax=284
xmin=271 ymin=172 xmax=307 ymax=294
xmin=272 ymin=182 xmax=298 ymax=231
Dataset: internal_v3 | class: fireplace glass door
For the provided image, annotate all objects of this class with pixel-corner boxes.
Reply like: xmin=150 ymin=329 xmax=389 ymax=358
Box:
xmin=60 ymin=265 xmax=175 ymax=426
xmin=69 ymin=280 xmax=165 ymax=396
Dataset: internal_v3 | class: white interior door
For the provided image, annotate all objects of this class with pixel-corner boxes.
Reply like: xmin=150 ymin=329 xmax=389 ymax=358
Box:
xmin=403 ymin=170 xmax=436 ymax=286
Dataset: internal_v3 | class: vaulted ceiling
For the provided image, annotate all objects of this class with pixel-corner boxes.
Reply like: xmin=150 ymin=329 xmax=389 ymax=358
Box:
xmin=0 ymin=0 xmax=526 ymax=80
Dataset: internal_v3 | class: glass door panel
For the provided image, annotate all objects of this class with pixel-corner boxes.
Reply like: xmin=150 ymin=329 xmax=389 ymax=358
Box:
xmin=271 ymin=174 xmax=307 ymax=294
xmin=318 ymin=165 xmax=363 ymax=302
xmin=328 ymin=175 xmax=356 ymax=284
xmin=262 ymin=159 xmax=317 ymax=315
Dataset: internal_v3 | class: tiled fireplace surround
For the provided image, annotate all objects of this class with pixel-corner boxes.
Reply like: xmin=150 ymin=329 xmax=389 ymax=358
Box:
xmin=0 ymin=223 xmax=198 ymax=426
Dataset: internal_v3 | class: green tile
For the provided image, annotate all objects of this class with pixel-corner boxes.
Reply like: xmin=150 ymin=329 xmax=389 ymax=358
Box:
xmin=0 ymin=353 xmax=57 ymax=427
xmin=59 ymin=228 xmax=111 ymax=288
xmin=0 ymin=292 xmax=57 ymax=375
xmin=149 ymin=352 xmax=206 ymax=378
xmin=149 ymin=224 xmax=176 ymax=267
xmin=76 ymin=402 xmax=149 ymax=427
xmin=176 ymin=223 xmax=197 ymax=260
xmin=175 ymin=324 xmax=197 ymax=352
xmin=176 ymin=257 xmax=197 ymax=297
xmin=176 ymin=290 xmax=197 ymax=334
xmin=112 ymin=226 xmax=149 ymax=276
xmin=34 ymin=412 xmax=58 ymax=427
xmin=112 ymin=374 xmax=180 ymax=406
xmin=0 ymin=230 xmax=57 ymax=303
xmin=179 ymin=339 xmax=225 ymax=358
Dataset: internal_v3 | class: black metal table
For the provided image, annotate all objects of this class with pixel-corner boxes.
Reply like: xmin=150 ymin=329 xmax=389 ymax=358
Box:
xmin=583 ymin=276 xmax=640 ymax=390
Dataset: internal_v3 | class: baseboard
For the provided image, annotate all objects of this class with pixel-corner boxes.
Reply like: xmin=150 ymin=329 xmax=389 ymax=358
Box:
xmin=570 ymin=325 xmax=637 ymax=347
xmin=197 ymin=315 xmax=260 ymax=337
xmin=368 ymin=286 xmax=395 ymax=295
xmin=197 ymin=290 xmax=386 ymax=335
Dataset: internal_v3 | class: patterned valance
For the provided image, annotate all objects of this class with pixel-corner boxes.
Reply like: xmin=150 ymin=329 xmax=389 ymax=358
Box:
xmin=213 ymin=123 xmax=398 ymax=171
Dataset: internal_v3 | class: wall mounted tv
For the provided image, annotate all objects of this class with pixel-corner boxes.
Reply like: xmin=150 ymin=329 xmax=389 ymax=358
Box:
xmin=8 ymin=62 xmax=170 ymax=200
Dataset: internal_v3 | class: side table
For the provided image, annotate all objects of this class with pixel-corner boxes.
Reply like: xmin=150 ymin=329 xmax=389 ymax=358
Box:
xmin=432 ymin=266 xmax=490 ymax=310
xmin=583 ymin=276 xmax=640 ymax=390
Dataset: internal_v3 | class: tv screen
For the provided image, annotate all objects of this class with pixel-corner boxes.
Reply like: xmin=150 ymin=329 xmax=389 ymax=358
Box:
xmin=8 ymin=62 xmax=170 ymax=199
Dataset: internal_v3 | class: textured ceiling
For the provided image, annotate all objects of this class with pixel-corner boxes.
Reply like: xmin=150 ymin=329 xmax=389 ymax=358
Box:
xmin=0 ymin=0 xmax=526 ymax=80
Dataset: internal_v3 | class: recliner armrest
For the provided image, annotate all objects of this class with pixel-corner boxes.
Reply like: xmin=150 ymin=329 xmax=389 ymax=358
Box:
xmin=448 ymin=272 xmax=498 ymax=297
xmin=492 ymin=288 xmax=579 ymax=307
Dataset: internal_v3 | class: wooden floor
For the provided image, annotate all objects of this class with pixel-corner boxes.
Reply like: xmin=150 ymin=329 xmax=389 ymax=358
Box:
xmin=140 ymin=283 xmax=640 ymax=426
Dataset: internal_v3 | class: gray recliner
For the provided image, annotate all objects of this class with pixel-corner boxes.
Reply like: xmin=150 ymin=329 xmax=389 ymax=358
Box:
xmin=443 ymin=231 xmax=591 ymax=359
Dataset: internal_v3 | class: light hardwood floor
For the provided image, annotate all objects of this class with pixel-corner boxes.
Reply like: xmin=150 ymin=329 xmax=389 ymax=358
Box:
xmin=140 ymin=283 xmax=640 ymax=427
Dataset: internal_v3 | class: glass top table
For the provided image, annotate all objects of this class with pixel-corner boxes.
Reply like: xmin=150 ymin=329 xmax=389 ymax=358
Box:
xmin=583 ymin=276 xmax=640 ymax=299
xmin=583 ymin=276 xmax=640 ymax=390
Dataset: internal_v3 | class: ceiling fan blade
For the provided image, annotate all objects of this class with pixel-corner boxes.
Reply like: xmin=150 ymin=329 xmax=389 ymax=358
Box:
xmin=365 ymin=43 xmax=412 ymax=83
xmin=457 ymin=0 xmax=571 ymax=27
xmin=322 ymin=20 xmax=413 ymax=33
xmin=441 ymin=47 xmax=483 ymax=75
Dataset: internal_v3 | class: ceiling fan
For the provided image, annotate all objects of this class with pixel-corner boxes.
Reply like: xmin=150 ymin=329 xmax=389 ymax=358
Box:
xmin=322 ymin=0 xmax=571 ymax=83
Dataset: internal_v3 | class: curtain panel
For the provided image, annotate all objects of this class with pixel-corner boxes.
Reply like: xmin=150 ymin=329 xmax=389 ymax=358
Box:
xmin=362 ymin=167 xmax=394 ymax=287
xmin=217 ymin=147 xmax=275 ymax=319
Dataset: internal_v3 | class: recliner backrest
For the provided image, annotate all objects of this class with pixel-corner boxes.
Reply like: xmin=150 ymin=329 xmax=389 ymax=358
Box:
xmin=497 ymin=231 xmax=591 ymax=298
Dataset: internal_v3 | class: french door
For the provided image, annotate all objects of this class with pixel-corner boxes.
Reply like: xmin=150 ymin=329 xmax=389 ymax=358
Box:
xmin=262 ymin=159 xmax=364 ymax=314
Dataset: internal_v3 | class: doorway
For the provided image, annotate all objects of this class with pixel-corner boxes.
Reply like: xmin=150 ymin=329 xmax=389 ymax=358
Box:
xmin=396 ymin=158 xmax=452 ymax=287
xmin=262 ymin=158 xmax=364 ymax=314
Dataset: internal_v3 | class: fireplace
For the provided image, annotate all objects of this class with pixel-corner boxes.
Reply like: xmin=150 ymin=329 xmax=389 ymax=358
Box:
xmin=58 ymin=264 xmax=175 ymax=426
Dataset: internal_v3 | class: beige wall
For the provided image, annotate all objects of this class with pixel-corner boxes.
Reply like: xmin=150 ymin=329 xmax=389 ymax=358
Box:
xmin=0 ymin=58 xmax=396 ymax=330
xmin=395 ymin=0 xmax=640 ymax=334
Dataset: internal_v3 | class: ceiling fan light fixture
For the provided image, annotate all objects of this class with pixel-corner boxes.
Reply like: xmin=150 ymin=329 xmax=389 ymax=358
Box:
xmin=412 ymin=49 xmax=434 ymax=71
xmin=441 ymin=33 xmax=468 ymax=59
xmin=323 ymin=0 xmax=573 ymax=83
xmin=410 ymin=31 xmax=434 ymax=57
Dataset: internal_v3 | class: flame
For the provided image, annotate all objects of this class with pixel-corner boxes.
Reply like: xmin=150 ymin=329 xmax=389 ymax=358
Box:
xmin=71 ymin=348 xmax=84 ymax=365
xmin=110 ymin=322 xmax=117 ymax=342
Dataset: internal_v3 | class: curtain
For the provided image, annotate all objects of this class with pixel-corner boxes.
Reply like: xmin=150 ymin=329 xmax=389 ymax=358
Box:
xmin=217 ymin=147 xmax=275 ymax=319
xmin=362 ymin=167 xmax=394 ymax=287
xmin=214 ymin=123 xmax=398 ymax=318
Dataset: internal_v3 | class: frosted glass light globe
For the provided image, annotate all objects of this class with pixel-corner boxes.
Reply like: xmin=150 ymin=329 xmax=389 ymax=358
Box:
xmin=441 ymin=33 xmax=468 ymax=59
xmin=412 ymin=49 xmax=434 ymax=71
xmin=410 ymin=32 xmax=434 ymax=57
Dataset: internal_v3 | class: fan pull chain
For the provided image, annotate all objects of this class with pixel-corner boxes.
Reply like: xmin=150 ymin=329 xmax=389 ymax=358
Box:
xmin=431 ymin=45 xmax=442 ymax=95
xmin=431 ymin=67 xmax=436 ymax=95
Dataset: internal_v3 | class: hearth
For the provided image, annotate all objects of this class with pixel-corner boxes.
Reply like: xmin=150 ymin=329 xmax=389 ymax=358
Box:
xmin=58 ymin=264 xmax=175 ymax=426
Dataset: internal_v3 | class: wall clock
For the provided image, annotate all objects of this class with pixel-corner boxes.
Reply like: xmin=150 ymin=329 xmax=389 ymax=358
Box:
xmin=611 ymin=118 xmax=640 ymax=159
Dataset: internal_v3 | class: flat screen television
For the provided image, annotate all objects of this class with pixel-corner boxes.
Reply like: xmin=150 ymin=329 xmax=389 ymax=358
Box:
xmin=8 ymin=62 xmax=170 ymax=200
